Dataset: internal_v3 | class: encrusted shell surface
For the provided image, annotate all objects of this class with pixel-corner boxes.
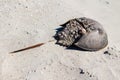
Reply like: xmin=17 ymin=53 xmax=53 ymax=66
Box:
xmin=55 ymin=17 xmax=108 ymax=51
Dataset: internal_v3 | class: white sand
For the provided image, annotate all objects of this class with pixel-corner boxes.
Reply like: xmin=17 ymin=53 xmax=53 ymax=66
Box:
xmin=0 ymin=0 xmax=120 ymax=80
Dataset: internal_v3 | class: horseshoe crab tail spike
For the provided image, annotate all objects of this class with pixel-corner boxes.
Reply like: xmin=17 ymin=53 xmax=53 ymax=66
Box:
xmin=10 ymin=43 xmax=45 ymax=53
xmin=10 ymin=40 xmax=55 ymax=54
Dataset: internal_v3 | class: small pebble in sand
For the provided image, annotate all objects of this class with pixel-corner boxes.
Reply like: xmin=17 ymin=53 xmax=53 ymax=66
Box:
xmin=104 ymin=51 xmax=111 ymax=55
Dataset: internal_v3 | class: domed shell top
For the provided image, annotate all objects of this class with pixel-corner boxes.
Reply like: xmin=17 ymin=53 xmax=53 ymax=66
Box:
xmin=74 ymin=17 xmax=108 ymax=51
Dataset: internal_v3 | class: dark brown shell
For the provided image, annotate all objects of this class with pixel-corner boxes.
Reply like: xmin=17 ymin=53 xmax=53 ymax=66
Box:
xmin=55 ymin=17 xmax=108 ymax=51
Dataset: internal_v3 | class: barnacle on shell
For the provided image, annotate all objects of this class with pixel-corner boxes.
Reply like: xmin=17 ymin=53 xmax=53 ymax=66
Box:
xmin=55 ymin=17 xmax=108 ymax=51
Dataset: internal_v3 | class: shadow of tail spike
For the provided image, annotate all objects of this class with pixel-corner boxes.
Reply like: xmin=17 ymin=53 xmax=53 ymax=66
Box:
xmin=10 ymin=40 xmax=55 ymax=54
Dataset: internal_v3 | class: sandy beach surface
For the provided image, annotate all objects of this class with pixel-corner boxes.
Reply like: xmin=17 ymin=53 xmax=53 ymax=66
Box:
xmin=0 ymin=0 xmax=120 ymax=80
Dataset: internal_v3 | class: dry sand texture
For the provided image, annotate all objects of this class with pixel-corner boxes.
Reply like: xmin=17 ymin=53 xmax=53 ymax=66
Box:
xmin=0 ymin=0 xmax=120 ymax=80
